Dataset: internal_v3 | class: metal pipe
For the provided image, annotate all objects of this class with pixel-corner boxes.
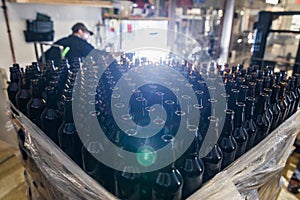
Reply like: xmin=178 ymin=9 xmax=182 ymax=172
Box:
xmin=1 ymin=0 xmax=16 ymax=63
xmin=217 ymin=0 xmax=235 ymax=65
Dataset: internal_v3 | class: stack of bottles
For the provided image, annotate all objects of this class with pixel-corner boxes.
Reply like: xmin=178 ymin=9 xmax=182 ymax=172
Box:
xmin=7 ymin=54 xmax=300 ymax=200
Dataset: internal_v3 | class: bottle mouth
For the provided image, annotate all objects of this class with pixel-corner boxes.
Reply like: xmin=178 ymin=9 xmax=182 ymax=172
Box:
xmin=240 ymin=85 xmax=248 ymax=89
xmin=260 ymin=92 xmax=268 ymax=97
xmin=225 ymin=109 xmax=234 ymax=115
xmin=208 ymin=115 xmax=219 ymax=122
xmin=236 ymin=102 xmax=245 ymax=107
xmin=246 ymin=97 xmax=255 ymax=102
xmin=221 ymin=93 xmax=229 ymax=98
xmin=161 ymin=134 xmax=175 ymax=143
xmin=272 ymin=84 xmax=280 ymax=90
xmin=263 ymin=88 xmax=272 ymax=93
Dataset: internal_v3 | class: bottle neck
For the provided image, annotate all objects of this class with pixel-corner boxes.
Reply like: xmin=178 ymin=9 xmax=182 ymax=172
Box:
xmin=46 ymin=88 xmax=58 ymax=109
xmin=63 ymin=99 xmax=74 ymax=123
xmin=247 ymin=82 xmax=256 ymax=98
xmin=234 ymin=102 xmax=245 ymax=127
xmin=245 ymin=98 xmax=255 ymax=120
xmin=256 ymin=93 xmax=268 ymax=114
xmin=255 ymin=79 xmax=263 ymax=97
xmin=31 ymin=79 xmax=42 ymax=98
xmin=263 ymin=77 xmax=271 ymax=89
xmin=20 ymin=75 xmax=29 ymax=89
xmin=279 ymin=82 xmax=287 ymax=99
xmin=237 ymin=85 xmax=248 ymax=103
xmin=228 ymin=89 xmax=239 ymax=109
xmin=10 ymin=69 xmax=19 ymax=83
xmin=222 ymin=110 xmax=234 ymax=136
xmin=271 ymin=85 xmax=280 ymax=104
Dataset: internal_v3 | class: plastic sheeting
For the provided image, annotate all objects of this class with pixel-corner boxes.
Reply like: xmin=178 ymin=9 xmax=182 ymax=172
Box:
xmin=7 ymin=102 xmax=300 ymax=199
xmin=189 ymin=110 xmax=300 ymax=200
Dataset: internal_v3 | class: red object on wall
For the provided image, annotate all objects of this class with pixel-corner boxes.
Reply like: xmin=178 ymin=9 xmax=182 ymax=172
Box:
xmin=297 ymin=0 xmax=300 ymax=4
xmin=127 ymin=23 xmax=132 ymax=33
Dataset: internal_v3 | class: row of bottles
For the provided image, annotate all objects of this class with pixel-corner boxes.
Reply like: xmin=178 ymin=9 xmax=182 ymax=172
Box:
xmin=7 ymin=54 xmax=300 ymax=200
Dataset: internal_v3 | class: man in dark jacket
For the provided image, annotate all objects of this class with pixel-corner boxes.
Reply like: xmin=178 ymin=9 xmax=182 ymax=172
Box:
xmin=44 ymin=22 xmax=94 ymax=66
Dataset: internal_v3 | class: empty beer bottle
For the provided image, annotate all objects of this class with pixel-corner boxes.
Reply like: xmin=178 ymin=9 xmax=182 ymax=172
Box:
xmin=16 ymin=72 xmax=31 ymax=116
xmin=152 ymin=135 xmax=183 ymax=200
xmin=82 ymin=140 xmax=102 ymax=183
xmin=114 ymin=134 xmax=140 ymax=200
xmin=292 ymin=74 xmax=300 ymax=114
xmin=202 ymin=116 xmax=223 ymax=181
xmin=287 ymin=77 xmax=297 ymax=118
xmin=27 ymin=79 xmax=45 ymax=128
xmin=58 ymin=97 xmax=82 ymax=167
xmin=115 ymin=165 xmax=141 ymax=200
xmin=278 ymin=82 xmax=289 ymax=124
xmin=40 ymin=86 xmax=61 ymax=145
xmin=233 ymin=102 xmax=248 ymax=159
xmin=254 ymin=93 xmax=271 ymax=145
xmin=263 ymin=88 xmax=274 ymax=127
xmin=270 ymin=85 xmax=282 ymax=132
xmin=244 ymin=97 xmax=257 ymax=150
xmin=176 ymin=125 xmax=204 ymax=199
xmin=218 ymin=109 xmax=237 ymax=169
xmin=7 ymin=66 xmax=20 ymax=107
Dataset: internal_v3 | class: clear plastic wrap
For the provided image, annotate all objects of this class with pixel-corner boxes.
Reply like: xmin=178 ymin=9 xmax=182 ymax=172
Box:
xmin=0 ymin=69 xmax=19 ymax=150
xmin=189 ymin=109 xmax=300 ymax=200
xmin=8 ymin=103 xmax=116 ymax=200
xmin=7 ymin=101 xmax=300 ymax=199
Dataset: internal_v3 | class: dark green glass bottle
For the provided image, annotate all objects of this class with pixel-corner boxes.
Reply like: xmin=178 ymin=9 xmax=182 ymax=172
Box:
xmin=27 ymin=79 xmax=45 ymax=128
xmin=218 ymin=109 xmax=237 ymax=169
xmin=40 ymin=86 xmax=61 ymax=145
xmin=152 ymin=135 xmax=183 ymax=200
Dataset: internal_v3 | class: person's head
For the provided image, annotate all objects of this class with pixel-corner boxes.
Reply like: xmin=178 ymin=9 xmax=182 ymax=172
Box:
xmin=71 ymin=22 xmax=93 ymax=40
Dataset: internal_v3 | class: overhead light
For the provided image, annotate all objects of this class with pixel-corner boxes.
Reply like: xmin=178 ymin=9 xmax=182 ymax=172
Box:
xmin=266 ymin=0 xmax=280 ymax=5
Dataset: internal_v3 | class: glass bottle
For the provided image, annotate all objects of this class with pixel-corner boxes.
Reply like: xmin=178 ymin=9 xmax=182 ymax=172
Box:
xmin=237 ymin=85 xmax=248 ymax=103
xmin=82 ymin=140 xmax=102 ymax=183
xmin=254 ymin=93 xmax=271 ymax=145
xmin=152 ymin=135 xmax=183 ymax=200
xmin=16 ymin=72 xmax=31 ymax=116
xmin=263 ymin=76 xmax=271 ymax=89
xmin=218 ymin=109 xmax=237 ymax=169
xmin=233 ymin=102 xmax=248 ymax=158
xmin=244 ymin=97 xmax=257 ymax=150
xmin=7 ymin=67 xmax=20 ymax=106
xmin=114 ymin=133 xmax=141 ymax=200
xmin=228 ymin=89 xmax=239 ymax=110
xmin=176 ymin=125 xmax=204 ymax=199
xmin=58 ymin=97 xmax=83 ymax=167
xmin=292 ymin=74 xmax=300 ymax=114
xmin=255 ymin=79 xmax=263 ymax=97
xmin=269 ymin=85 xmax=282 ymax=132
xmin=247 ymin=82 xmax=256 ymax=98
xmin=40 ymin=86 xmax=61 ymax=145
xmin=202 ymin=116 xmax=223 ymax=181
xmin=263 ymin=88 xmax=274 ymax=127
xmin=287 ymin=77 xmax=297 ymax=118
xmin=43 ymin=60 xmax=56 ymax=86
xmin=115 ymin=165 xmax=141 ymax=200
xmin=278 ymin=82 xmax=289 ymax=124
xmin=27 ymin=79 xmax=45 ymax=128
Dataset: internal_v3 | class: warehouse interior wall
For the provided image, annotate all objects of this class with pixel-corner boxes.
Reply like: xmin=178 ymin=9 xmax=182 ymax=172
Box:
xmin=0 ymin=2 xmax=102 ymax=77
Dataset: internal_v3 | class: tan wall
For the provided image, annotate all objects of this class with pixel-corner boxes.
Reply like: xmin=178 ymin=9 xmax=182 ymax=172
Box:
xmin=0 ymin=2 xmax=103 ymax=77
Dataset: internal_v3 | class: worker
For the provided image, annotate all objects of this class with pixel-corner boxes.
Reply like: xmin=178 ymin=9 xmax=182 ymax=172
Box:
xmin=44 ymin=22 xmax=94 ymax=66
